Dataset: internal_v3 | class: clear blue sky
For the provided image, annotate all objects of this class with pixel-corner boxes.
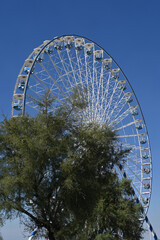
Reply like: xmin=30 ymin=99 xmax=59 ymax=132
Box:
xmin=0 ymin=0 xmax=160 ymax=239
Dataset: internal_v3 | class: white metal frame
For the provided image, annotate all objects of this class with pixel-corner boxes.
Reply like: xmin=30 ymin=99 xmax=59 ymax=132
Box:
xmin=12 ymin=35 xmax=152 ymax=217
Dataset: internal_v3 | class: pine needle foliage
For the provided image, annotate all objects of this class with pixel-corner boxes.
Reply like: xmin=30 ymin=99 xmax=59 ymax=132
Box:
xmin=0 ymin=91 xmax=143 ymax=240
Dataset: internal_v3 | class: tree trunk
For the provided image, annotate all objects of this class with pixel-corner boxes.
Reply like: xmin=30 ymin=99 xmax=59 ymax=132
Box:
xmin=48 ymin=230 xmax=56 ymax=240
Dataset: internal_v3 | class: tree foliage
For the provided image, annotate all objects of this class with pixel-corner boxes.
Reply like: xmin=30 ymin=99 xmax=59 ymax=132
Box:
xmin=0 ymin=92 xmax=143 ymax=239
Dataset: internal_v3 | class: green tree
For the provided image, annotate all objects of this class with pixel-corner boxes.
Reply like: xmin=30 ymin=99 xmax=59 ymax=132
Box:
xmin=0 ymin=92 xmax=143 ymax=240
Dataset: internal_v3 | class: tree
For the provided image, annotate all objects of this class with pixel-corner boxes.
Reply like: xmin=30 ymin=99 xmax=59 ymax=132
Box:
xmin=0 ymin=92 xmax=143 ymax=239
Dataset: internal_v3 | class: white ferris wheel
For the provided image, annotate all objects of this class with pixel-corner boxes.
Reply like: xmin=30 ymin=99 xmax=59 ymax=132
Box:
xmin=12 ymin=35 xmax=153 ymax=229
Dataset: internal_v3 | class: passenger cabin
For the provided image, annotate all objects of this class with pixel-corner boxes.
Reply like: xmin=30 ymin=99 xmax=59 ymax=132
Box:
xmin=140 ymin=138 xmax=147 ymax=144
xmin=143 ymin=154 xmax=149 ymax=159
xmin=118 ymin=80 xmax=126 ymax=90
xmin=130 ymin=106 xmax=138 ymax=116
xmin=103 ymin=58 xmax=112 ymax=70
xmin=54 ymin=37 xmax=63 ymax=50
xmin=136 ymin=123 xmax=143 ymax=130
xmin=94 ymin=50 xmax=103 ymax=61
xmin=13 ymin=94 xmax=23 ymax=111
xmin=144 ymin=183 xmax=150 ymax=189
xmin=144 ymin=168 xmax=150 ymax=174
xmin=34 ymin=48 xmax=44 ymax=62
xmin=13 ymin=104 xmax=22 ymax=110
xmin=75 ymin=38 xmax=84 ymax=50
xmin=17 ymin=75 xmax=27 ymax=91
xmin=24 ymin=59 xmax=34 ymax=74
xmin=43 ymin=40 xmax=54 ymax=54
xmin=84 ymin=43 xmax=93 ymax=55
xmin=143 ymin=198 xmax=149 ymax=205
xmin=111 ymin=68 xmax=120 ymax=79
xmin=124 ymin=92 xmax=133 ymax=103
xmin=64 ymin=36 xmax=74 ymax=49
xmin=18 ymin=81 xmax=25 ymax=91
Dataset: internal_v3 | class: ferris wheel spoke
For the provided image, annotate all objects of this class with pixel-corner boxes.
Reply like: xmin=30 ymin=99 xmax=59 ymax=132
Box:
xmin=99 ymin=69 xmax=107 ymax=120
xmin=104 ymin=80 xmax=119 ymax=119
xmin=57 ymin=51 xmax=78 ymax=89
xmin=105 ymin=90 xmax=123 ymax=122
xmin=67 ymin=49 xmax=82 ymax=83
xmin=66 ymin=49 xmax=90 ymax=115
xmin=30 ymin=74 xmax=55 ymax=95
xmin=78 ymin=48 xmax=88 ymax=75
xmin=117 ymin=140 xmax=150 ymax=160
xmin=89 ymin=46 xmax=95 ymax=121
xmin=114 ymin=141 xmax=142 ymax=161
xmin=124 ymin=157 xmax=142 ymax=171
xmin=39 ymin=62 xmax=67 ymax=98
xmin=30 ymin=75 xmax=64 ymax=105
xmin=118 ymin=138 xmax=145 ymax=149
xmin=114 ymin=120 xmax=139 ymax=131
xmin=116 ymin=166 xmax=141 ymax=196
xmin=25 ymin=102 xmax=40 ymax=112
xmin=96 ymin=64 xmax=104 ymax=120
xmin=109 ymin=107 xmax=131 ymax=127
xmin=94 ymin=61 xmax=104 ymax=122
xmin=131 ymin=183 xmax=141 ymax=197
xmin=27 ymin=84 xmax=46 ymax=99
xmin=26 ymin=94 xmax=44 ymax=110
xmin=75 ymin=51 xmax=84 ymax=85
xmin=79 ymin=50 xmax=94 ymax=121
xmin=92 ymin=52 xmax=105 ymax=121
xmin=125 ymin=164 xmax=142 ymax=183
xmin=75 ymin=50 xmax=90 ymax=111
xmin=74 ymin=60 xmax=87 ymax=98
xmin=47 ymin=54 xmax=72 ymax=90
xmin=101 ymin=73 xmax=112 ymax=122
xmin=125 ymin=156 xmax=142 ymax=170
xmin=122 ymin=143 xmax=141 ymax=152
xmin=106 ymin=87 xmax=123 ymax=118
xmin=113 ymin=143 xmax=141 ymax=173
xmin=66 ymin=49 xmax=83 ymax=93
xmin=107 ymin=93 xmax=127 ymax=123
xmin=118 ymin=141 xmax=142 ymax=152
xmin=84 ymin=53 xmax=92 ymax=120
xmin=86 ymin=56 xmax=95 ymax=121
xmin=26 ymin=93 xmax=55 ymax=112
xmin=117 ymin=134 xmax=139 ymax=138
xmin=128 ymin=151 xmax=143 ymax=161
xmin=77 ymin=50 xmax=91 ymax=93
xmin=123 ymin=152 xmax=142 ymax=164
xmin=107 ymin=94 xmax=131 ymax=124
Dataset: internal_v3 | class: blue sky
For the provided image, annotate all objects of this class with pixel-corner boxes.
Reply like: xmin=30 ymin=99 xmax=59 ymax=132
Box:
xmin=0 ymin=0 xmax=160 ymax=239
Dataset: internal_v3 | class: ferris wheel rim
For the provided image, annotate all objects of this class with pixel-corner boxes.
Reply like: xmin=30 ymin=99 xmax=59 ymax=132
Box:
xmin=12 ymin=34 xmax=152 ymax=216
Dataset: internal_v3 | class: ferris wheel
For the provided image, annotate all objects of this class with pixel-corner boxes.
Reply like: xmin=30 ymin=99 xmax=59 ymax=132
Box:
xmin=12 ymin=35 xmax=154 ymax=237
